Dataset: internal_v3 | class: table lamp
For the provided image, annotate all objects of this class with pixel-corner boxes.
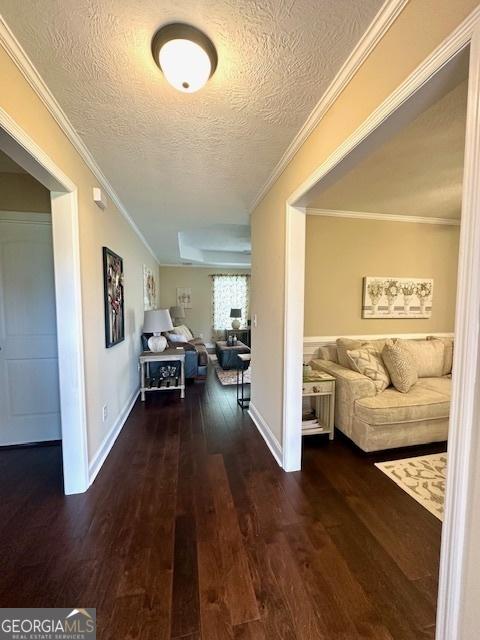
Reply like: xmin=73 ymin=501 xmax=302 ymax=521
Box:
xmin=143 ymin=309 xmax=173 ymax=352
xmin=230 ymin=308 xmax=242 ymax=330
xmin=169 ymin=305 xmax=185 ymax=325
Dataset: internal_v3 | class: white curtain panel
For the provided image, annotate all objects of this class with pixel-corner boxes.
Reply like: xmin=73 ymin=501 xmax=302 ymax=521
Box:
xmin=211 ymin=274 xmax=250 ymax=331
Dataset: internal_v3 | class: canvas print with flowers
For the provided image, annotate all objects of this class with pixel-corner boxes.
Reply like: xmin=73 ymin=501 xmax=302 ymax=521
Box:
xmin=362 ymin=277 xmax=433 ymax=318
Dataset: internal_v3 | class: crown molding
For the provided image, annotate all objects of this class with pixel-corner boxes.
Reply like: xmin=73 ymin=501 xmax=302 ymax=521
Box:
xmin=249 ymin=0 xmax=409 ymax=212
xmin=307 ymin=208 xmax=461 ymax=226
xmin=0 ymin=14 xmax=158 ymax=263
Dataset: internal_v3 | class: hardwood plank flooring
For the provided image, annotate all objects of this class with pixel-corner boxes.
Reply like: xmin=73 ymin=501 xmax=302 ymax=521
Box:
xmin=0 ymin=369 xmax=443 ymax=639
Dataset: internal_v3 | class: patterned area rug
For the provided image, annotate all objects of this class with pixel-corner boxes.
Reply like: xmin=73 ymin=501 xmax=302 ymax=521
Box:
xmin=215 ymin=366 xmax=251 ymax=386
xmin=375 ymin=453 xmax=447 ymax=521
xmin=209 ymin=353 xmax=251 ymax=386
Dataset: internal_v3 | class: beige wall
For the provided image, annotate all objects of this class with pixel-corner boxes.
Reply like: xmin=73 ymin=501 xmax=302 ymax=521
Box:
xmin=251 ymin=0 xmax=477 ymax=444
xmin=304 ymin=215 xmax=460 ymax=336
xmin=251 ymin=2 xmax=480 ymax=636
xmin=0 ymin=172 xmax=51 ymax=212
xmin=159 ymin=266 xmax=251 ymax=341
xmin=0 ymin=44 xmax=159 ymax=464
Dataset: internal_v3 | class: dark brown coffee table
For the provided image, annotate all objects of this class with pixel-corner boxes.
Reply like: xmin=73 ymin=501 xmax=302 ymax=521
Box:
xmin=215 ymin=340 xmax=250 ymax=370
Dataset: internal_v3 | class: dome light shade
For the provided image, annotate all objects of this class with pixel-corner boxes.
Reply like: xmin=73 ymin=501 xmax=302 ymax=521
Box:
xmin=152 ymin=23 xmax=217 ymax=93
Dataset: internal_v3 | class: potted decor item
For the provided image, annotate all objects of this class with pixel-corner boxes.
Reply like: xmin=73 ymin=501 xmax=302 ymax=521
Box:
xmin=401 ymin=281 xmax=416 ymax=314
xmin=384 ymin=279 xmax=400 ymax=315
xmin=416 ymin=281 xmax=432 ymax=315
xmin=367 ymin=280 xmax=383 ymax=315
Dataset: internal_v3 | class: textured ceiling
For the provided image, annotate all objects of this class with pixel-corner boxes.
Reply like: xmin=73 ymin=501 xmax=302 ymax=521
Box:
xmin=310 ymin=78 xmax=468 ymax=219
xmin=0 ymin=0 xmax=383 ymax=263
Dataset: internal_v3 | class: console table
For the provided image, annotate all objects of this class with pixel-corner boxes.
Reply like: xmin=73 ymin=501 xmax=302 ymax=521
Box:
xmin=139 ymin=348 xmax=185 ymax=401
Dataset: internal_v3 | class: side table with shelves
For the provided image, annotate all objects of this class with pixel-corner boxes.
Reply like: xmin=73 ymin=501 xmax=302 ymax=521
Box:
xmin=302 ymin=371 xmax=335 ymax=438
xmin=139 ymin=348 xmax=185 ymax=401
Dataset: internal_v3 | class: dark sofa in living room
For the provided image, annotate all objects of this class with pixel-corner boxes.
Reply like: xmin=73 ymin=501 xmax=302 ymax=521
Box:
xmin=141 ymin=333 xmax=208 ymax=379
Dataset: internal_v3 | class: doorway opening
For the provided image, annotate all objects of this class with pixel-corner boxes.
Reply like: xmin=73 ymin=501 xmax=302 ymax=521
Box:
xmin=0 ymin=117 xmax=88 ymax=494
xmin=283 ymin=33 xmax=480 ymax=639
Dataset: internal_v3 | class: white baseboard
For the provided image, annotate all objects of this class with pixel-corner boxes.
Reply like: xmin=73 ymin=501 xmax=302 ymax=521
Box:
xmin=248 ymin=402 xmax=283 ymax=468
xmin=304 ymin=331 xmax=454 ymax=361
xmin=88 ymin=386 xmax=139 ymax=486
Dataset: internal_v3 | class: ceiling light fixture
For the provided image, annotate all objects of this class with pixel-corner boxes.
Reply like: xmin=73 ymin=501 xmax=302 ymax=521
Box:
xmin=151 ymin=23 xmax=217 ymax=93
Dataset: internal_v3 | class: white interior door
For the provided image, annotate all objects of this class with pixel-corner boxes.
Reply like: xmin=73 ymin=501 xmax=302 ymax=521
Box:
xmin=0 ymin=212 xmax=60 ymax=445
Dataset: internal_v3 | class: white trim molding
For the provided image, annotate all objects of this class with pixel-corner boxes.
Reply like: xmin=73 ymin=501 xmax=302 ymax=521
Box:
xmin=248 ymin=403 xmax=283 ymax=467
xmin=89 ymin=387 xmax=139 ymax=486
xmin=250 ymin=0 xmax=408 ymax=211
xmin=307 ymin=208 xmax=461 ymax=226
xmin=0 ymin=14 xmax=158 ymax=263
xmin=437 ymin=25 xmax=480 ymax=640
xmin=288 ymin=5 xmax=480 ymax=208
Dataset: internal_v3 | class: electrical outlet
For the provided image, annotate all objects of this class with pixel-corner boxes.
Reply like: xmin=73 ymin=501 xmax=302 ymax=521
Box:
xmin=102 ymin=404 xmax=108 ymax=422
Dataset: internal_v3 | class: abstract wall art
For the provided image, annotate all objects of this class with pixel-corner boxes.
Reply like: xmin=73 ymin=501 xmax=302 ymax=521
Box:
xmin=103 ymin=247 xmax=125 ymax=347
xmin=143 ymin=265 xmax=157 ymax=310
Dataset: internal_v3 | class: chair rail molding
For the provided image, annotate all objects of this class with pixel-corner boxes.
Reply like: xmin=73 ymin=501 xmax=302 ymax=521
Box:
xmin=0 ymin=14 xmax=158 ymax=263
xmin=250 ymin=0 xmax=409 ymax=212
xmin=307 ymin=208 xmax=461 ymax=226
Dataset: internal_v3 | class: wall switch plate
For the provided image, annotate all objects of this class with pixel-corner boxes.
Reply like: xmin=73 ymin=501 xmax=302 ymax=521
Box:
xmin=102 ymin=404 xmax=108 ymax=422
xmin=253 ymin=314 xmax=257 ymax=328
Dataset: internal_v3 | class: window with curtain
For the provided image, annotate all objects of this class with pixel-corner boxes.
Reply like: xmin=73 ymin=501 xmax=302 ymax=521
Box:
xmin=211 ymin=274 xmax=250 ymax=330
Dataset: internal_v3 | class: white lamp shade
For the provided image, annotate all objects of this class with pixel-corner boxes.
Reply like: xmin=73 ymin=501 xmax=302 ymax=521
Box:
xmin=143 ymin=309 xmax=173 ymax=334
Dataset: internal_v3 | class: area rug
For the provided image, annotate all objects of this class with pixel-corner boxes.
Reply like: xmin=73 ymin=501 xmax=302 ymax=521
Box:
xmin=215 ymin=366 xmax=251 ymax=386
xmin=375 ymin=453 xmax=447 ymax=521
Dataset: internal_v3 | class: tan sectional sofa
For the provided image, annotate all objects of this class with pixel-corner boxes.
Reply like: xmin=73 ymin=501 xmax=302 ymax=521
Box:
xmin=310 ymin=336 xmax=452 ymax=452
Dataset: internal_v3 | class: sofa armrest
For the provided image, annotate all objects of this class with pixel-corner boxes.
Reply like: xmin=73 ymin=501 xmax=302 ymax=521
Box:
xmin=310 ymin=359 xmax=376 ymax=436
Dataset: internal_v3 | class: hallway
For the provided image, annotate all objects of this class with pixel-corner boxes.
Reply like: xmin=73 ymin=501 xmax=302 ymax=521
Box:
xmin=0 ymin=371 xmax=442 ymax=639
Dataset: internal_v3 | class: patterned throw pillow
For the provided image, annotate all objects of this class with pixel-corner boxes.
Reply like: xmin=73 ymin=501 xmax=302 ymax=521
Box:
xmin=346 ymin=346 xmax=390 ymax=393
xmin=382 ymin=340 xmax=418 ymax=393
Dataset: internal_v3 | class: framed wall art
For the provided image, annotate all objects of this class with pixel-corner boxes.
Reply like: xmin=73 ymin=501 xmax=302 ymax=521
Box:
xmin=143 ymin=264 xmax=157 ymax=310
xmin=103 ymin=247 xmax=125 ymax=347
xmin=362 ymin=277 xmax=433 ymax=319
xmin=176 ymin=287 xmax=192 ymax=309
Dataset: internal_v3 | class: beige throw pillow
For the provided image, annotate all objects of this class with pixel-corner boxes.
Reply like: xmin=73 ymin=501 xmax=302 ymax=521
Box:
xmin=400 ymin=339 xmax=445 ymax=378
xmin=382 ymin=340 xmax=418 ymax=393
xmin=336 ymin=338 xmax=364 ymax=369
xmin=427 ymin=336 xmax=454 ymax=375
xmin=346 ymin=347 xmax=390 ymax=393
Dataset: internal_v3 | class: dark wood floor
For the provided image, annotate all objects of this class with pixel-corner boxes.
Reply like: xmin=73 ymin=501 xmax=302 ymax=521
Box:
xmin=0 ymin=369 xmax=444 ymax=639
